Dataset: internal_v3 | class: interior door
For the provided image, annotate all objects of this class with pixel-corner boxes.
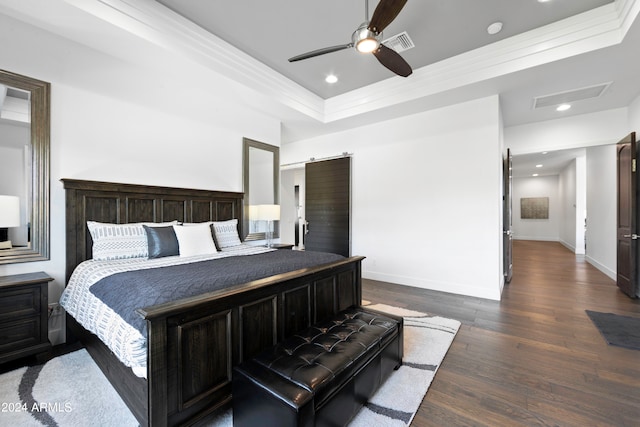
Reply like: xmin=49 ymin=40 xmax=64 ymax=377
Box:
xmin=503 ymin=148 xmax=513 ymax=283
xmin=616 ymin=132 xmax=638 ymax=298
xmin=304 ymin=157 xmax=351 ymax=256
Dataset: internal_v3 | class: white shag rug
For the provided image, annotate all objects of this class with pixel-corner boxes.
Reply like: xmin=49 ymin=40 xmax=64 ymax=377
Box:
xmin=0 ymin=303 xmax=459 ymax=427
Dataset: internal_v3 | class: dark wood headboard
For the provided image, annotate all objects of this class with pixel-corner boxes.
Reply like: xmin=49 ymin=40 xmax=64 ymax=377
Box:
xmin=62 ymin=179 xmax=244 ymax=283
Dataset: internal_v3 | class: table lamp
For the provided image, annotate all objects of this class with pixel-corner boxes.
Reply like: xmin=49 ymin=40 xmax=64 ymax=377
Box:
xmin=258 ymin=204 xmax=280 ymax=248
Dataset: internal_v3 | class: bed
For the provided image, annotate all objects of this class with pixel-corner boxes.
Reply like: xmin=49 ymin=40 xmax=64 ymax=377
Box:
xmin=61 ymin=179 xmax=364 ymax=427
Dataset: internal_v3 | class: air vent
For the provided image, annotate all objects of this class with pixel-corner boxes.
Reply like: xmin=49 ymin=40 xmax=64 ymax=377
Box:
xmin=382 ymin=31 xmax=415 ymax=53
xmin=6 ymin=87 xmax=29 ymax=100
xmin=533 ymin=83 xmax=611 ymax=109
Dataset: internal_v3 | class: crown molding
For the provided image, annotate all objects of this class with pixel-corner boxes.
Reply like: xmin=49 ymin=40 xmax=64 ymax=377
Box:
xmin=63 ymin=0 xmax=638 ymax=126
xmin=618 ymin=0 xmax=640 ymax=33
xmin=64 ymin=0 xmax=325 ymax=121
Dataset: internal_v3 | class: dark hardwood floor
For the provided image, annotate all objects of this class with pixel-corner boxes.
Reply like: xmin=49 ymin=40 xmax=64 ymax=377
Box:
xmin=363 ymin=240 xmax=640 ymax=427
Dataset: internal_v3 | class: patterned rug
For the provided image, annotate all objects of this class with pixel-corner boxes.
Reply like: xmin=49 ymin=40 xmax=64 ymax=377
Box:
xmin=0 ymin=304 xmax=460 ymax=426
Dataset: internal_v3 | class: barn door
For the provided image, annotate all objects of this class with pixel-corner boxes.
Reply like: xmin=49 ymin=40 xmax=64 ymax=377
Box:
xmin=304 ymin=157 xmax=351 ymax=256
xmin=616 ymin=132 xmax=638 ymax=298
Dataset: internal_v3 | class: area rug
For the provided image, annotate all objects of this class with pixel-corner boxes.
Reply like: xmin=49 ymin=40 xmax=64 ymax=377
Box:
xmin=586 ymin=310 xmax=640 ymax=350
xmin=0 ymin=304 xmax=460 ymax=427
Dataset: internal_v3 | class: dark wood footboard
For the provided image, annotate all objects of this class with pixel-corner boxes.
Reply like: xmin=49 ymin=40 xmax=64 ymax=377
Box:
xmin=68 ymin=256 xmax=363 ymax=427
xmin=142 ymin=256 xmax=363 ymax=426
xmin=62 ymin=179 xmax=364 ymax=426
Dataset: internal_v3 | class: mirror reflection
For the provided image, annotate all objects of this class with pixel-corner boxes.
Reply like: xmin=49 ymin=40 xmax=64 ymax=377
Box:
xmin=243 ymin=138 xmax=279 ymax=241
xmin=0 ymin=70 xmax=50 ymax=264
xmin=0 ymin=84 xmax=31 ymax=249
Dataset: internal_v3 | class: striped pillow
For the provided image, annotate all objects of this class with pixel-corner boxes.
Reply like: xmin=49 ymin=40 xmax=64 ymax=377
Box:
xmin=211 ymin=219 xmax=242 ymax=248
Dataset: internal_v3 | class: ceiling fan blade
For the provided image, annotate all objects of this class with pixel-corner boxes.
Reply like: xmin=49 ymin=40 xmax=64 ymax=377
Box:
xmin=288 ymin=44 xmax=352 ymax=62
xmin=368 ymin=0 xmax=408 ymax=33
xmin=373 ymin=44 xmax=412 ymax=77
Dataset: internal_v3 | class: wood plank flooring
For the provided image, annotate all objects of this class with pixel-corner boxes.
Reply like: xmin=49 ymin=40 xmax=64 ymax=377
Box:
xmin=362 ymin=240 xmax=640 ymax=427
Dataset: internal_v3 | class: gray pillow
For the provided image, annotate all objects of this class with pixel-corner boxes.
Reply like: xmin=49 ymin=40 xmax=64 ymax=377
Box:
xmin=143 ymin=225 xmax=179 ymax=259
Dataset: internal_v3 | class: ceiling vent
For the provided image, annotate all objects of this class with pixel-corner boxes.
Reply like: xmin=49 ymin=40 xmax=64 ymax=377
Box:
xmin=533 ymin=82 xmax=611 ymax=109
xmin=6 ymin=87 xmax=29 ymax=100
xmin=382 ymin=31 xmax=415 ymax=53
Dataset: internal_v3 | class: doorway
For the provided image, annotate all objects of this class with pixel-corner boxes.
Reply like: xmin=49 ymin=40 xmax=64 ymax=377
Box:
xmin=511 ymin=149 xmax=587 ymax=255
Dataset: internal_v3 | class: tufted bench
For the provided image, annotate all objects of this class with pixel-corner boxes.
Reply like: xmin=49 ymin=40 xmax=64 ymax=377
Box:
xmin=232 ymin=307 xmax=403 ymax=427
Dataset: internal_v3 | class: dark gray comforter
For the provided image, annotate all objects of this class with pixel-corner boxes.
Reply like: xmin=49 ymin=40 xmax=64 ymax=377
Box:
xmin=90 ymin=250 xmax=344 ymax=335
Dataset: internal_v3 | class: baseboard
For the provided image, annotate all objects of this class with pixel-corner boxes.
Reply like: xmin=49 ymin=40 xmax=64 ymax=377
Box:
xmin=513 ymin=236 xmax=558 ymax=242
xmin=585 ymin=255 xmax=616 ymax=281
xmin=362 ymin=271 xmax=501 ymax=301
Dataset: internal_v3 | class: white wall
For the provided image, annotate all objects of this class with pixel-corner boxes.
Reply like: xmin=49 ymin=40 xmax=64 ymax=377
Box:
xmin=574 ymin=156 xmax=587 ymax=255
xmin=558 ymin=157 xmax=587 ymax=254
xmin=586 ymin=144 xmax=617 ymax=279
xmin=629 ymin=93 xmax=640 ymax=130
xmin=282 ymin=96 xmax=505 ymax=301
xmin=505 ymin=108 xmax=628 ymax=155
xmin=0 ymin=14 xmax=281 ymax=341
xmin=512 ymin=176 xmax=560 ymax=241
xmin=559 ymin=160 xmax=577 ymax=250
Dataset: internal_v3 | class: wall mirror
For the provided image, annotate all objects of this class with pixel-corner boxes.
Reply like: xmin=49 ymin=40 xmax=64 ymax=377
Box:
xmin=242 ymin=138 xmax=279 ymax=241
xmin=0 ymin=70 xmax=50 ymax=264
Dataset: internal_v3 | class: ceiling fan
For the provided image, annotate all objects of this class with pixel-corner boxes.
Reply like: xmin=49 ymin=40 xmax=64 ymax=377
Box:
xmin=288 ymin=0 xmax=412 ymax=77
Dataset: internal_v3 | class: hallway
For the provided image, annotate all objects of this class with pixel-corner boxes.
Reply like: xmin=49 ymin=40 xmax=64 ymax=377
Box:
xmin=363 ymin=240 xmax=640 ymax=426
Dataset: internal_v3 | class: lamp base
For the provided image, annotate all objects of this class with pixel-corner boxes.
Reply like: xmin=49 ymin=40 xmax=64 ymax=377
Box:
xmin=0 ymin=240 xmax=12 ymax=250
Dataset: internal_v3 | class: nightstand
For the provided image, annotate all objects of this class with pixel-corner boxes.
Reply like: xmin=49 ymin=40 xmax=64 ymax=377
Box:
xmin=268 ymin=243 xmax=294 ymax=250
xmin=0 ymin=272 xmax=53 ymax=365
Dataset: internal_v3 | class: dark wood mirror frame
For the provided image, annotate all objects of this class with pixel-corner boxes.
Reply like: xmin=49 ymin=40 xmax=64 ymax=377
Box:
xmin=242 ymin=138 xmax=279 ymax=242
xmin=0 ymin=70 xmax=50 ymax=264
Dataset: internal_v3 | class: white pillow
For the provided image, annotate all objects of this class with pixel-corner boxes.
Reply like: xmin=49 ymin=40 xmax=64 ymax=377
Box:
xmin=211 ymin=219 xmax=242 ymax=248
xmin=173 ymin=223 xmax=218 ymax=257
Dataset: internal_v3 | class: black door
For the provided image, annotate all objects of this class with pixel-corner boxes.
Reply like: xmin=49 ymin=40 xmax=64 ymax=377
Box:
xmin=304 ymin=157 xmax=351 ymax=256
xmin=617 ymin=132 xmax=638 ymax=298
xmin=503 ymin=148 xmax=513 ymax=283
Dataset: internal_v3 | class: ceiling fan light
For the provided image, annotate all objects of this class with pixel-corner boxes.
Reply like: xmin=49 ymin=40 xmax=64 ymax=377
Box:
xmin=356 ymin=38 xmax=380 ymax=53
xmin=352 ymin=22 xmax=381 ymax=53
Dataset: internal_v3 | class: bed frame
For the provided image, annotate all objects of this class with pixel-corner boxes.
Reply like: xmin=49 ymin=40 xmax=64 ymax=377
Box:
xmin=62 ymin=179 xmax=364 ymax=427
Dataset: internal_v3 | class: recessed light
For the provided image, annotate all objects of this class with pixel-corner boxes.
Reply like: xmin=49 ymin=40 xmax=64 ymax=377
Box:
xmin=556 ymin=104 xmax=571 ymax=111
xmin=487 ymin=22 xmax=503 ymax=35
xmin=542 ymin=151 xmax=548 ymax=154
xmin=536 ymin=164 xmax=543 ymax=168
xmin=533 ymin=173 xmax=539 ymax=177
xmin=325 ymin=74 xmax=338 ymax=84
xmin=538 ymin=0 xmax=552 ymax=3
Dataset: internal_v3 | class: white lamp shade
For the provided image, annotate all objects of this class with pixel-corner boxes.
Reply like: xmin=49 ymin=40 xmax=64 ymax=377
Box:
xmin=248 ymin=205 xmax=260 ymax=221
xmin=0 ymin=195 xmax=20 ymax=227
xmin=258 ymin=204 xmax=280 ymax=221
